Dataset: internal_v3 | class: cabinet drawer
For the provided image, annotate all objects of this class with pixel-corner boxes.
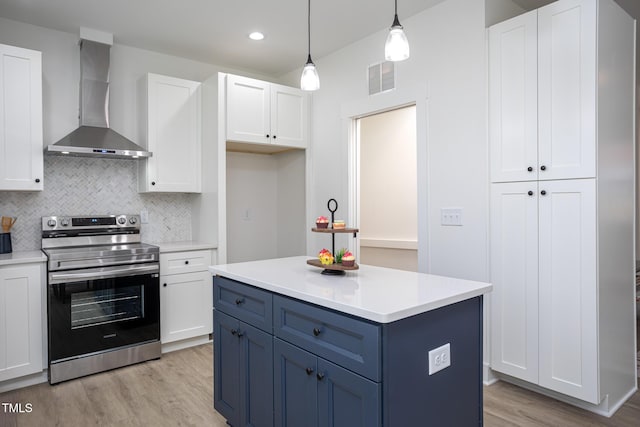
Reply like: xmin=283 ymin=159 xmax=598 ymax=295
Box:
xmin=274 ymin=295 xmax=381 ymax=381
xmin=214 ymin=276 xmax=273 ymax=333
xmin=160 ymin=250 xmax=212 ymax=275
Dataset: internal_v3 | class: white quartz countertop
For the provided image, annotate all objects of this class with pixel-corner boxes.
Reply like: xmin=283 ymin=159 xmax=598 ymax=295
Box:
xmin=209 ymin=256 xmax=492 ymax=323
xmin=151 ymin=241 xmax=217 ymax=253
xmin=0 ymin=250 xmax=47 ymax=266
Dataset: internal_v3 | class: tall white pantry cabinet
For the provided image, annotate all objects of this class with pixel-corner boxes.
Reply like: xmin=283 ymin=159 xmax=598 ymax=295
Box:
xmin=489 ymin=0 xmax=636 ymax=414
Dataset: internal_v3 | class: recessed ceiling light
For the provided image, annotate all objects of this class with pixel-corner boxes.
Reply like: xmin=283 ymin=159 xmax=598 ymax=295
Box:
xmin=249 ymin=32 xmax=265 ymax=41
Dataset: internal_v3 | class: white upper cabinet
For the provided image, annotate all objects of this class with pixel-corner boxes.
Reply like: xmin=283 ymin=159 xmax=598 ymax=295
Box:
xmin=226 ymin=74 xmax=308 ymax=149
xmin=489 ymin=11 xmax=538 ymax=183
xmin=489 ymin=0 xmax=596 ymax=182
xmin=538 ymin=0 xmax=596 ymax=181
xmin=0 ymin=44 xmax=43 ymax=191
xmin=139 ymin=73 xmax=201 ymax=193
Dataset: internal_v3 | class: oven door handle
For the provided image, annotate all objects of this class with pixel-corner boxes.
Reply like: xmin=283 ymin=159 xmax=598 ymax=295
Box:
xmin=49 ymin=263 xmax=159 ymax=284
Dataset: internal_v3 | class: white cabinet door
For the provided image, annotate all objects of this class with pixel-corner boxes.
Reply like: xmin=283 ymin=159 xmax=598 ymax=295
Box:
xmin=538 ymin=179 xmax=597 ymax=403
xmin=226 ymin=75 xmax=271 ymax=145
xmin=140 ymin=73 xmax=201 ymax=193
xmin=0 ymin=44 xmax=43 ymax=191
xmin=538 ymin=0 xmax=596 ymax=180
xmin=270 ymin=84 xmax=308 ymax=149
xmin=490 ymin=182 xmax=539 ymax=382
xmin=0 ymin=264 xmax=43 ymax=381
xmin=489 ymin=11 xmax=538 ymax=183
xmin=160 ymin=271 xmax=213 ymax=344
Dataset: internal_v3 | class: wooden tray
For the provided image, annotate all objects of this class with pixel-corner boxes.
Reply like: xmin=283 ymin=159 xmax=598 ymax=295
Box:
xmin=311 ymin=227 xmax=359 ymax=234
xmin=307 ymin=259 xmax=359 ymax=271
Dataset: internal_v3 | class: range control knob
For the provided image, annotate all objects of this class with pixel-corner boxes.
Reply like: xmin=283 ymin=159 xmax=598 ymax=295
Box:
xmin=117 ymin=217 xmax=127 ymax=225
xmin=129 ymin=217 xmax=137 ymax=225
xmin=60 ymin=218 xmax=70 ymax=227
xmin=47 ymin=219 xmax=57 ymax=227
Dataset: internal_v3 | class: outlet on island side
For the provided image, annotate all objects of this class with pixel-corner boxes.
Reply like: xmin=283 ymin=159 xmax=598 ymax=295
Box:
xmin=428 ymin=343 xmax=451 ymax=375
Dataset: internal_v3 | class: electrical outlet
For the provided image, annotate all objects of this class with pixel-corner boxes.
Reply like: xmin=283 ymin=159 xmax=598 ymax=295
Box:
xmin=441 ymin=208 xmax=462 ymax=226
xmin=243 ymin=208 xmax=252 ymax=221
xmin=140 ymin=209 xmax=149 ymax=224
xmin=428 ymin=343 xmax=451 ymax=375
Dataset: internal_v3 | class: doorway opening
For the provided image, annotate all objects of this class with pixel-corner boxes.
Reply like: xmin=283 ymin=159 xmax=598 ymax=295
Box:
xmin=355 ymin=105 xmax=418 ymax=271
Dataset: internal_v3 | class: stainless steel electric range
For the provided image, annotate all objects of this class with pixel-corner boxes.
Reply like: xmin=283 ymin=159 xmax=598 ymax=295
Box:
xmin=41 ymin=214 xmax=160 ymax=384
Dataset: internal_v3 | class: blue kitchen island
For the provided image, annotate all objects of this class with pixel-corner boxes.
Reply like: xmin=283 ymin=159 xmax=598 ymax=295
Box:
xmin=209 ymin=256 xmax=492 ymax=426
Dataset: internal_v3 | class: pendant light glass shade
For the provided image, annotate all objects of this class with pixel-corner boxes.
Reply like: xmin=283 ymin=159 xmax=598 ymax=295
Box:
xmin=301 ymin=0 xmax=319 ymax=91
xmin=301 ymin=55 xmax=320 ymax=91
xmin=385 ymin=1 xmax=410 ymax=61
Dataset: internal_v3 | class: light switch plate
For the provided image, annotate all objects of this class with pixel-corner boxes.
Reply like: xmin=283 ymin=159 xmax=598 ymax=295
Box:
xmin=428 ymin=343 xmax=451 ymax=375
xmin=441 ymin=208 xmax=462 ymax=226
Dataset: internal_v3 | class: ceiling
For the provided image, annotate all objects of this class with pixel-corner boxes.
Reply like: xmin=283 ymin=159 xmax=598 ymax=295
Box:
xmin=0 ymin=0 xmax=444 ymax=77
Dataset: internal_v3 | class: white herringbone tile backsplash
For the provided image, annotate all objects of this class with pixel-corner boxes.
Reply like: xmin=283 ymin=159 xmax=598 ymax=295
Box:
xmin=0 ymin=156 xmax=196 ymax=251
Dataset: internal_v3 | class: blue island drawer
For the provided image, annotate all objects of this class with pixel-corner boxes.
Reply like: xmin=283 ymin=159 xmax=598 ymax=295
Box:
xmin=214 ymin=276 xmax=273 ymax=333
xmin=273 ymin=295 xmax=381 ymax=381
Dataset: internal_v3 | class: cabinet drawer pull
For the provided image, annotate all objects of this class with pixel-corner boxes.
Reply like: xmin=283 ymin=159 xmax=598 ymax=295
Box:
xmin=541 ymin=190 xmax=547 ymax=196
xmin=35 ymin=178 xmax=41 ymax=183
xmin=527 ymin=166 xmax=533 ymax=172
xmin=163 ymin=283 xmax=167 ymax=287
xmin=305 ymin=367 xmax=314 ymax=375
xmin=236 ymin=331 xmax=244 ymax=338
xmin=540 ymin=165 xmax=546 ymax=171
xmin=231 ymin=329 xmax=237 ymax=336
xmin=266 ymin=134 xmax=270 ymax=138
xmin=527 ymin=191 xmax=534 ymax=196
xmin=273 ymin=135 xmax=277 ymax=139
xmin=235 ymin=297 xmax=245 ymax=305
xmin=151 ymin=181 xmax=156 ymax=186
xmin=316 ymin=372 xmax=325 ymax=381
xmin=313 ymin=327 xmax=321 ymax=336
xmin=184 ymin=260 xmax=189 ymax=265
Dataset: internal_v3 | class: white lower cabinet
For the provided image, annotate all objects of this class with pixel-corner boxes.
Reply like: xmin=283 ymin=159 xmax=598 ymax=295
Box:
xmin=160 ymin=249 xmax=215 ymax=346
xmin=491 ymin=180 xmax=598 ymax=403
xmin=0 ymin=263 xmax=43 ymax=382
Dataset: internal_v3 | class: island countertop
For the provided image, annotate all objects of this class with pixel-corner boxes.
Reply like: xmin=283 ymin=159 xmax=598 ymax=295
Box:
xmin=209 ymin=256 xmax=492 ymax=323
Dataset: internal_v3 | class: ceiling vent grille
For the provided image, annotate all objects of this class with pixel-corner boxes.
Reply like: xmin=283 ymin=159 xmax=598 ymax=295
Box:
xmin=368 ymin=61 xmax=395 ymax=95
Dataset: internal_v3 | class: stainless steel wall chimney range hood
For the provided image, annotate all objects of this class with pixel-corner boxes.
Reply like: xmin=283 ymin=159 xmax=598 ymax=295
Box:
xmin=46 ymin=34 xmax=151 ymax=159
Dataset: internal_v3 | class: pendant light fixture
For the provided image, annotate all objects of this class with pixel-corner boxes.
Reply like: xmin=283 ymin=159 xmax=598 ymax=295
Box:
xmin=300 ymin=0 xmax=320 ymax=91
xmin=385 ymin=0 xmax=410 ymax=61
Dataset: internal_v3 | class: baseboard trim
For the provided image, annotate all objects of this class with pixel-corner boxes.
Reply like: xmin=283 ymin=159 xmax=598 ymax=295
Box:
xmin=161 ymin=335 xmax=212 ymax=354
xmin=493 ymin=372 xmax=638 ymax=418
xmin=0 ymin=370 xmax=48 ymax=393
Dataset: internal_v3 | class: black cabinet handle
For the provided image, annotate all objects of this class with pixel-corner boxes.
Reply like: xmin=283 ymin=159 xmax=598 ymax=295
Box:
xmin=35 ymin=178 xmax=41 ymax=183
xmin=313 ymin=328 xmax=321 ymax=336
xmin=527 ymin=191 xmax=534 ymax=196
xmin=185 ymin=260 xmax=189 ymax=265
xmin=231 ymin=329 xmax=237 ymax=336
xmin=163 ymin=283 xmax=167 ymax=287
xmin=235 ymin=297 xmax=245 ymax=305
xmin=540 ymin=165 xmax=546 ymax=171
xmin=151 ymin=181 xmax=156 ymax=186
xmin=236 ymin=331 xmax=244 ymax=338
xmin=316 ymin=372 xmax=325 ymax=381
xmin=305 ymin=367 xmax=314 ymax=375
xmin=273 ymin=135 xmax=277 ymax=139
xmin=266 ymin=134 xmax=270 ymax=138
xmin=527 ymin=167 xmax=533 ymax=172
xmin=541 ymin=190 xmax=547 ymax=196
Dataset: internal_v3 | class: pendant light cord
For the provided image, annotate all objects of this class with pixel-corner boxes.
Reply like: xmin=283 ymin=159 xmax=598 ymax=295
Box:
xmin=307 ymin=0 xmax=311 ymax=58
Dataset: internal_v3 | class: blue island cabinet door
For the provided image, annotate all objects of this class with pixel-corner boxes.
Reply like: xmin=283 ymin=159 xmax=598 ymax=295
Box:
xmin=274 ymin=338 xmax=318 ymax=427
xmin=317 ymin=359 xmax=380 ymax=427
xmin=240 ymin=322 xmax=274 ymax=427
xmin=214 ymin=311 xmax=241 ymax=426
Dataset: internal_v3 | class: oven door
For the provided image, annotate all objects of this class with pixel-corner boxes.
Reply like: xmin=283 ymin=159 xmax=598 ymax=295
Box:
xmin=48 ymin=263 xmax=160 ymax=362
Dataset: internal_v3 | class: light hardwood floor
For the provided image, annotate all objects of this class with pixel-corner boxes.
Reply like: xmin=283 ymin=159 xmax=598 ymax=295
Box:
xmin=1 ymin=343 xmax=638 ymax=426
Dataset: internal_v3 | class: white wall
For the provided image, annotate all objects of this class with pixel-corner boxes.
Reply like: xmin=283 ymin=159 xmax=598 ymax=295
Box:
xmin=281 ymin=0 xmax=489 ymax=282
xmin=226 ymin=149 xmax=306 ymax=263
